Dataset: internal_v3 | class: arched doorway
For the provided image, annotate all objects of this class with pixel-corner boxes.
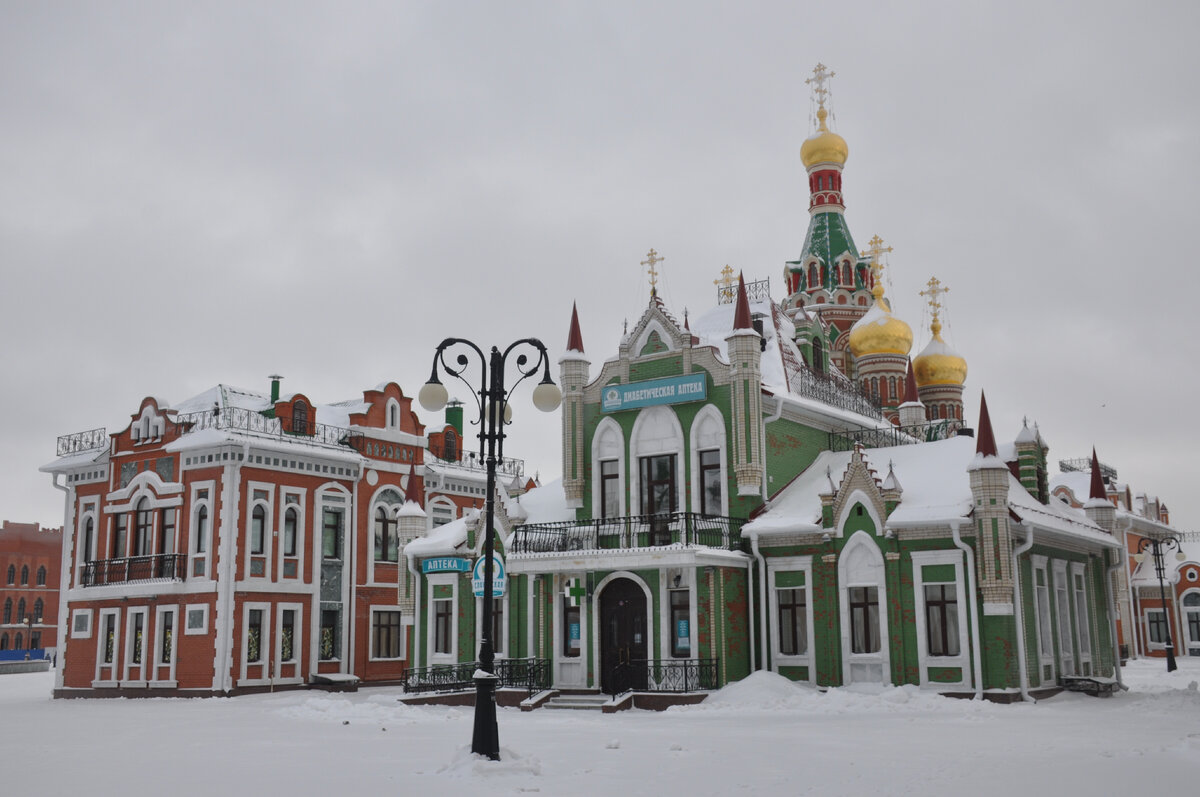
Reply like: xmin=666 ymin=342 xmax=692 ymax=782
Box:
xmin=599 ymin=578 xmax=648 ymax=694
xmin=838 ymin=529 xmax=890 ymax=686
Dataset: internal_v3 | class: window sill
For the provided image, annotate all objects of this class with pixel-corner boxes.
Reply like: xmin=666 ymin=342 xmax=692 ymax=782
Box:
xmin=368 ymin=656 xmax=406 ymax=663
xmin=91 ymin=679 xmax=119 ymax=688
xmin=149 ymin=679 xmax=178 ymax=688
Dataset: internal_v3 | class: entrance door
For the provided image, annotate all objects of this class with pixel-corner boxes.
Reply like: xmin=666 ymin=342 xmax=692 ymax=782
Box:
xmin=600 ymin=578 xmax=648 ymax=694
xmin=1184 ymin=593 xmax=1200 ymax=656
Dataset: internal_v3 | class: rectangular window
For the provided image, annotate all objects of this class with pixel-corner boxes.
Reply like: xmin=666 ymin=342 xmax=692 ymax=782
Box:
xmin=194 ymin=507 xmax=208 ymax=554
xmin=1035 ymin=567 xmax=1053 ymax=655
xmin=374 ymin=512 xmax=398 ymax=562
xmin=280 ymin=609 xmax=296 ymax=662
xmin=103 ymin=614 xmax=116 ymax=664
xmin=1055 ymin=574 xmax=1073 ymax=667
xmin=1073 ymin=572 xmax=1091 ymax=657
xmin=320 ymin=609 xmax=339 ymax=660
xmin=699 ymin=449 xmax=721 ymax=516
xmin=160 ymin=611 xmax=174 ymax=665
xmin=323 ymin=508 xmax=343 ymax=560
xmin=1147 ymin=609 xmax=1168 ymax=644
xmin=283 ymin=507 xmax=298 ymax=558
xmin=159 ymin=509 xmax=176 ymax=555
xmin=130 ymin=612 xmax=144 ymax=665
xmin=433 ymin=600 xmax=453 ymax=655
xmin=600 ymin=460 xmax=620 ymax=519
xmin=671 ymin=589 xmax=691 ymax=657
xmin=639 ymin=454 xmax=677 ymax=515
xmin=135 ymin=505 xmax=152 ymax=556
xmin=562 ymin=599 xmax=581 ymax=658
xmin=247 ymin=609 xmax=263 ymax=663
xmin=372 ymin=610 xmax=402 ymax=659
xmin=849 ymin=586 xmax=880 ymax=654
xmin=924 ymin=584 xmax=960 ymax=657
xmin=250 ymin=506 xmax=266 ymax=555
xmin=113 ymin=514 xmax=127 ymax=558
xmin=777 ymin=587 xmax=807 ymax=656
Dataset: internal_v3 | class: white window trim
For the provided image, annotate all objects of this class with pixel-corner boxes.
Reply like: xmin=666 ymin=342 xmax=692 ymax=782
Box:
xmin=71 ymin=608 xmax=94 ymax=639
xmin=184 ymin=603 xmax=209 ymax=635
xmin=75 ymin=507 xmax=98 ymax=586
xmin=591 ymin=417 xmax=626 ymax=519
xmin=553 ymin=575 xmax=588 ymax=687
xmin=245 ymin=482 xmax=275 ymax=579
xmin=767 ymin=556 xmax=814 ymax=681
xmin=911 ymin=549 xmax=970 ymax=688
xmin=1031 ymin=555 xmax=1055 ymax=671
xmin=837 ymin=530 xmax=891 ymax=686
xmin=427 ymin=574 xmax=458 ymax=663
xmin=238 ymin=601 xmax=272 ymax=686
xmin=1181 ymin=589 xmax=1200 ymax=650
xmin=274 ymin=603 xmax=304 ymax=685
xmin=473 ymin=595 xmax=508 ymax=660
xmin=121 ymin=607 xmax=149 ymax=686
xmin=688 ymin=405 xmax=728 ymax=517
xmin=151 ymin=605 xmax=178 ymax=687
xmin=370 ymin=605 xmax=407 ymax=662
xmin=658 ymin=569 xmax=697 ymax=661
xmin=629 ymin=405 xmax=686 ymax=517
xmin=1051 ymin=560 xmax=1076 ymax=676
xmin=188 ymin=481 xmax=216 ymax=580
xmin=1070 ymin=561 xmax=1092 ymax=673
xmin=1144 ymin=607 xmax=1169 ymax=649
xmin=427 ymin=497 xmax=458 ymax=530
xmin=277 ymin=488 xmax=306 ymax=582
xmin=93 ymin=608 xmax=120 ymax=687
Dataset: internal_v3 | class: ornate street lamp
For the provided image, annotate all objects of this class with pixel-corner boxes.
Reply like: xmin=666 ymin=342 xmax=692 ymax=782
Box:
xmin=1133 ymin=534 xmax=1186 ymax=672
xmin=419 ymin=337 xmax=561 ymax=761
xmin=20 ymin=610 xmax=42 ymax=657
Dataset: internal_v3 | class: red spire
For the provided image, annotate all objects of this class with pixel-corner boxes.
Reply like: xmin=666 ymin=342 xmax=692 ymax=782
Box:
xmin=902 ymin=359 xmax=919 ymax=404
xmin=976 ymin=391 xmax=997 ymax=457
xmin=566 ymin=302 xmax=584 ymax=353
xmin=1089 ymin=447 xmax=1106 ymax=500
xmin=404 ymin=471 xmax=422 ymax=505
xmin=732 ymin=273 xmax=753 ymax=331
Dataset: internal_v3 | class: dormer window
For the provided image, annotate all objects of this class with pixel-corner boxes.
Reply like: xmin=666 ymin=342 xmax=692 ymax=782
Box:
xmin=293 ymin=401 xmax=309 ymax=435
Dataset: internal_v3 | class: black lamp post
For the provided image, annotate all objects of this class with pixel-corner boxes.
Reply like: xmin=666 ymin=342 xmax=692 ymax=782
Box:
xmin=21 ymin=611 xmax=42 ymax=656
xmin=1134 ymin=534 xmax=1185 ymax=672
xmin=419 ymin=337 xmax=561 ymax=761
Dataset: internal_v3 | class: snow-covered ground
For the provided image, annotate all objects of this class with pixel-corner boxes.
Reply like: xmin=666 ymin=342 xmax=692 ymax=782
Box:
xmin=4 ymin=661 xmax=1199 ymax=796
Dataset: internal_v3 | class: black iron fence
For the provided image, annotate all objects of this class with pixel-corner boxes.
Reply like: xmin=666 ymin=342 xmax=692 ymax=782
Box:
xmin=426 ymin=442 xmax=525 ymax=478
xmin=81 ymin=554 xmax=186 ymax=587
xmin=607 ymin=658 xmax=719 ymax=696
xmin=402 ymin=658 xmax=550 ymax=696
xmin=793 ymin=367 xmax=883 ymax=420
xmin=511 ymin=513 xmax=746 ymax=554
xmin=827 ymin=425 xmax=921 ymax=452
xmin=57 ymin=427 xmax=109 ymax=457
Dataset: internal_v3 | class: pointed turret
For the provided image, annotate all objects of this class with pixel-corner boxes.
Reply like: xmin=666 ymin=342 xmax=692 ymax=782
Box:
xmin=732 ymin=273 xmax=753 ymax=331
xmin=898 ymin=359 xmax=926 ymax=428
xmin=967 ymin=390 xmax=1014 ymax=608
xmin=975 ymin=391 xmax=998 ymax=458
xmin=1089 ymin=448 xmax=1106 ymax=501
xmin=566 ymin=302 xmax=585 ymax=354
xmin=1084 ymin=447 xmax=1116 ymax=532
xmin=725 ymin=272 xmax=764 ymax=497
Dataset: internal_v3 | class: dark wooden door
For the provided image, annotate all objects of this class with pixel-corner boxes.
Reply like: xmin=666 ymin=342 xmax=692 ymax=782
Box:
xmin=600 ymin=578 xmax=647 ymax=693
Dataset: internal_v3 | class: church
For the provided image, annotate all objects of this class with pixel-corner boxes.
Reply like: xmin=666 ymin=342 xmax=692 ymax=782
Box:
xmin=401 ymin=65 xmax=1123 ymax=703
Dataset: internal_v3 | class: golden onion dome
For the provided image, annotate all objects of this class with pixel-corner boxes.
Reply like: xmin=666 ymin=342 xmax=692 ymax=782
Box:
xmin=848 ymin=283 xmax=913 ymax=358
xmin=913 ymin=319 xmax=968 ymax=386
xmin=801 ymin=107 xmax=848 ymax=169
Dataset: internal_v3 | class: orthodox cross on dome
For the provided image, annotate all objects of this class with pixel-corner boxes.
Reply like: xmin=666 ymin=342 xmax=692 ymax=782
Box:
xmin=714 ymin=264 xmax=735 ymax=289
xmin=919 ymin=276 xmax=949 ymax=325
xmin=861 ymin=234 xmax=893 ymax=296
xmin=805 ymin=63 xmax=835 ymax=111
xmin=642 ymin=248 xmax=664 ymax=297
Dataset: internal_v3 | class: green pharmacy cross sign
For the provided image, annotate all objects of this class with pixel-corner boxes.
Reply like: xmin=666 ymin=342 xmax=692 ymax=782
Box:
xmin=564 ymin=578 xmax=586 ymax=607
xmin=601 ymin=374 xmax=707 ymax=412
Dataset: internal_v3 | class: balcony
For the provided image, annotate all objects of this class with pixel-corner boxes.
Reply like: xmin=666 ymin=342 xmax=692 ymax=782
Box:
xmin=510 ymin=513 xmax=746 ymax=555
xmin=426 ymin=442 xmax=525 ymax=479
xmin=80 ymin=554 xmax=186 ymax=587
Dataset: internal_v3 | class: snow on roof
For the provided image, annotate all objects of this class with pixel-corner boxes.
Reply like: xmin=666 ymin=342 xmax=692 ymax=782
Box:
xmin=744 ymin=435 xmax=1113 ymax=546
xmin=1050 ymin=471 xmax=1092 ymax=505
xmin=403 ymin=512 xmax=475 ymax=558
xmin=40 ymin=446 xmax=109 ymax=473
xmin=508 ymin=479 xmax=571 ymax=525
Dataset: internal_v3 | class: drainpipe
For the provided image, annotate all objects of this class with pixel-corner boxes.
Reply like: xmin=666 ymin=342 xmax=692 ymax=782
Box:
xmin=950 ymin=520 xmax=983 ymax=700
xmin=1105 ymin=546 xmax=1125 ymax=690
xmin=748 ymin=531 xmax=766 ymax=672
xmin=50 ymin=474 xmax=73 ymax=692
xmin=1011 ymin=522 xmax=1035 ymax=703
xmin=406 ymin=548 xmax=422 ymax=669
xmin=347 ymin=469 xmax=359 ymax=678
xmin=761 ymin=396 xmax=784 ymax=500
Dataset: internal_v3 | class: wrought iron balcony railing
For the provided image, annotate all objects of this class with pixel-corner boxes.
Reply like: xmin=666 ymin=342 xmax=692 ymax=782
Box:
xmin=175 ymin=407 xmax=363 ymax=451
xmin=511 ymin=513 xmax=746 ymax=555
xmin=607 ymin=658 xmax=719 ymax=695
xmin=402 ymin=658 xmax=550 ymax=696
xmin=80 ymin=554 xmax=186 ymax=587
xmin=793 ymin=367 xmax=883 ymax=420
xmin=57 ymin=427 xmax=109 ymax=457
xmin=426 ymin=442 xmax=525 ymax=478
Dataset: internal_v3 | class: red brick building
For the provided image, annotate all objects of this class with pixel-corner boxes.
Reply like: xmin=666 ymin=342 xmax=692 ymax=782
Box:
xmin=0 ymin=521 xmax=62 ymax=656
xmin=42 ymin=378 xmax=433 ymax=696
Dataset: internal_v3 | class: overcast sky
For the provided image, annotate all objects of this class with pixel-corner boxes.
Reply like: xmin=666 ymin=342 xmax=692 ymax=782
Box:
xmin=3 ymin=1 xmax=1197 ymax=533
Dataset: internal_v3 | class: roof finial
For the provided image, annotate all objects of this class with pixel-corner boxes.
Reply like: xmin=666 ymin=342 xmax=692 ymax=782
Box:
xmin=920 ymin=276 xmax=950 ymax=339
xmin=566 ymin=301 xmax=585 ymax=354
xmin=732 ymin=272 xmax=753 ymax=330
xmin=861 ymin=234 xmax=892 ymax=302
xmin=642 ymin=248 xmax=664 ymax=298
xmin=1089 ymin=448 xmax=1106 ymax=500
xmin=976 ymin=391 xmax=998 ymax=457
xmin=805 ymin=63 xmax=836 ymax=131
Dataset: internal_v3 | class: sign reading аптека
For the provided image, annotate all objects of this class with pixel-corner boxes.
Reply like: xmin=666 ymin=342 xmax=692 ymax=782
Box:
xmin=601 ymin=374 xmax=707 ymax=412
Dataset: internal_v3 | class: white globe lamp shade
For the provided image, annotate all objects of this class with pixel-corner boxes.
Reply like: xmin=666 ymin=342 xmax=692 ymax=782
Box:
xmin=419 ymin=381 xmax=448 ymax=413
xmin=532 ymin=381 xmax=562 ymax=413
xmin=1177 ymin=550 xmax=1188 ymax=562
xmin=1133 ymin=553 xmax=1145 ymax=564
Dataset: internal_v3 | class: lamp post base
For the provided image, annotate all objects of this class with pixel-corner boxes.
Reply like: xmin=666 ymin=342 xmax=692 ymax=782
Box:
xmin=471 ymin=671 xmax=500 ymax=761
xmin=1166 ymin=645 xmax=1178 ymax=673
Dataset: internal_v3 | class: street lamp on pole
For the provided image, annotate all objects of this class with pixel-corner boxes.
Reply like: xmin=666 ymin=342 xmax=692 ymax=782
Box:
xmin=419 ymin=337 xmax=561 ymax=761
xmin=1133 ymin=534 xmax=1186 ymax=672
xmin=20 ymin=610 xmax=42 ymax=658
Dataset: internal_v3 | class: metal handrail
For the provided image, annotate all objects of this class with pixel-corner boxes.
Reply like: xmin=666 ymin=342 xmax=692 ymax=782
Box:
xmin=607 ymin=658 xmax=719 ymax=695
xmin=175 ymin=407 xmax=362 ymax=450
xmin=80 ymin=554 xmax=186 ymax=587
xmin=512 ymin=513 xmax=746 ymax=554
xmin=57 ymin=427 xmax=108 ymax=457
xmin=426 ymin=443 xmax=525 ymax=478
xmin=402 ymin=657 xmax=550 ymax=695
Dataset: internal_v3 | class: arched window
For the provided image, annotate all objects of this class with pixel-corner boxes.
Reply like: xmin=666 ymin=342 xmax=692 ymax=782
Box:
xmin=33 ymin=599 xmax=43 ymax=621
xmin=812 ymin=336 xmax=826 ymax=375
xmin=889 ymin=377 xmax=897 ymax=402
xmin=113 ymin=513 xmax=128 ymax=558
xmin=83 ymin=517 xmax=95 ymax=564
xmin=134 ymin=498 xmax=152 ymax=556
xmin=17 ymin=598 xmax=26 ymax=622
xmin=6 ymin=564 xmax=13 ymax=584
xmin=250 ymin=504 xmax=267 ymax=555
xmin=858 ymin=296 xmax=868 ymax=306
xmin=389 ymin=403 xmax=398 ymax=429
xmin=0 ymin=633 xmax=7 ymax=650
xmin=195 ymin=506 xmax=208 ymax=554
xmin=808 ymin=263 xmax=818 ymax=289
xmin=14 ymin=633 xmax=22 ymax=650
xmin=444 ymin=429 xmax=458 ymax=461
xmin=293 ymin=401 xmax=309 ymax=434
xmin=36 ymin=566 xmax=46 ymax=586
xmin=3 ymin=598 xmax=11 ymax=623
xmin=283 ymin=507 xmax=298 ymax=557
xmin=20 ymin=565 xmax=29 ymax=585
xmin=836 ymin=294 xmax=848 ymax=305
xmin=842 ymin=263 xmax=852 ymax=285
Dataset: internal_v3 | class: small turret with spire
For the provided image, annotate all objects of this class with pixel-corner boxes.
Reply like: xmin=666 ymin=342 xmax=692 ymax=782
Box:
xmin=561 ymin=302 xmax=591 ymax=509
